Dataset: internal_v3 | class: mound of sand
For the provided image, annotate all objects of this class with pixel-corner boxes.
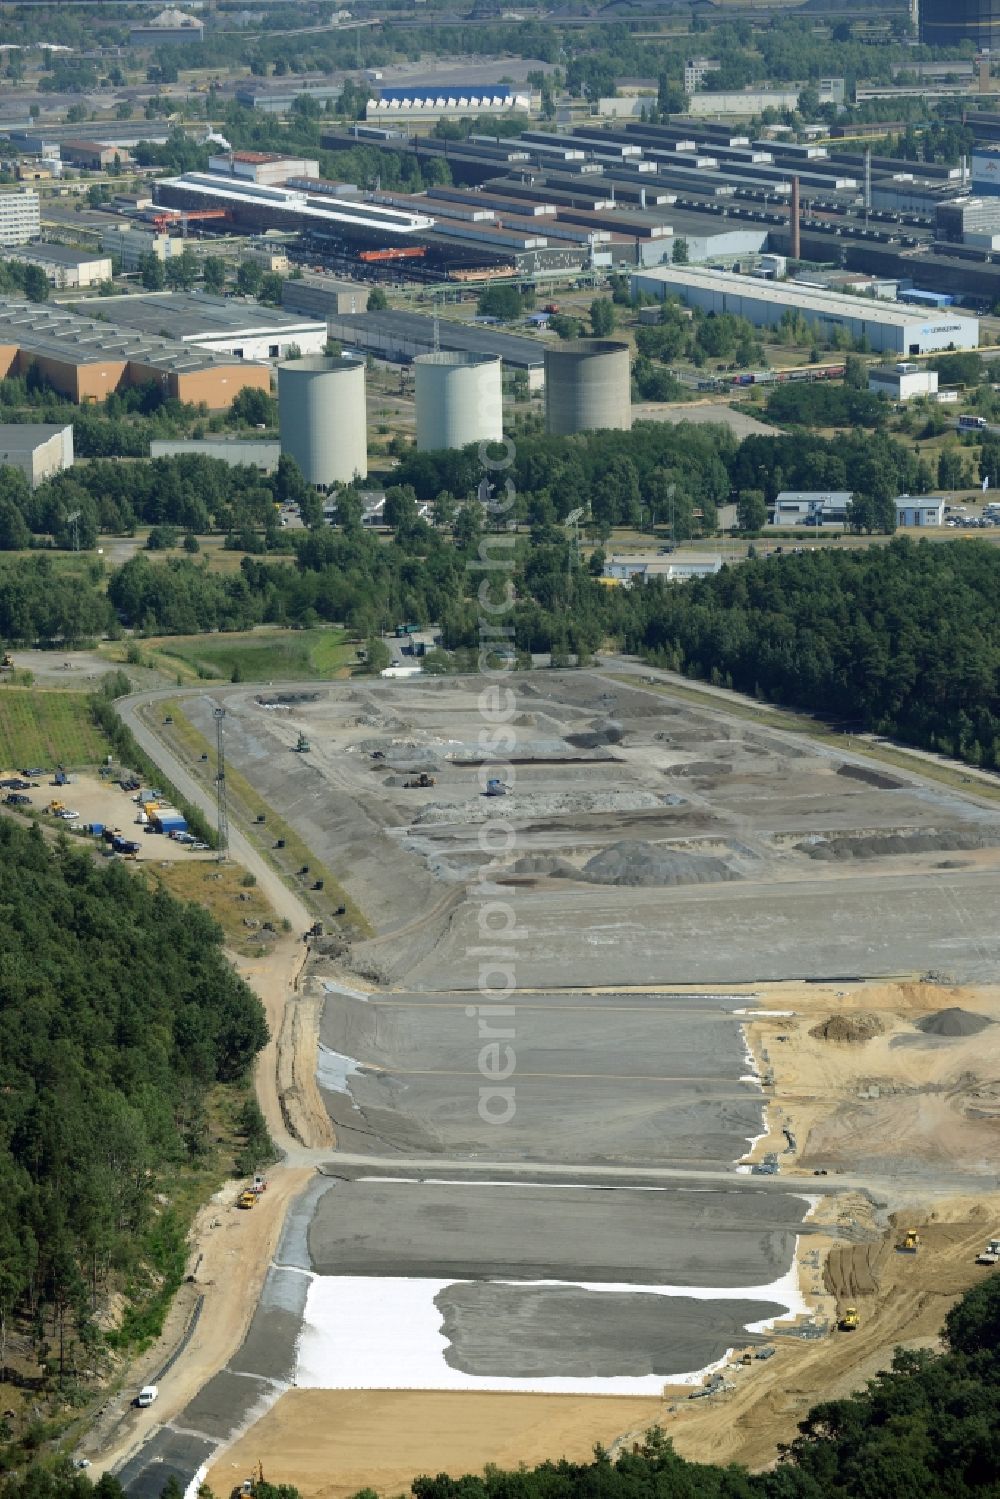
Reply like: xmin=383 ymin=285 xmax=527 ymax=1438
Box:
xmin=580 ymin=840 xmax=736 ymax=888
xmin=915 ymin=1008 xmax=995 ymax=1038
xmin=809 ymin=1013 xmax=884 ymax=1044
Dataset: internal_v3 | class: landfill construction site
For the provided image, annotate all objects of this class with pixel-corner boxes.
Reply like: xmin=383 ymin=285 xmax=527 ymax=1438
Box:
xmin=113 ymin=669 xmax=1000 ymax=1499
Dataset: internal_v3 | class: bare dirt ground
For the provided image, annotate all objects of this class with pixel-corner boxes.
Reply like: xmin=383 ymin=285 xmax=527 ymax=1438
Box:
xmin=1 ymin=771 xmax=215 ymax=862
xmin=631 ymin=401 xmax=782 ymax=438
xmin=209 ymin=1391 xmax=662 ymax=1499
xmin=104 ymin=675 xmax=1000 ymax=1497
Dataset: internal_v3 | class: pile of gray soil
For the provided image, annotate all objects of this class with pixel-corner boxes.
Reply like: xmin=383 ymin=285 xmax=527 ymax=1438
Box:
xmin=567 ymin=718 xmax=624 ymax=749
xmin=916 ymin=1008 xmax=994 ymax=1037
xmin=801 ymin=829 xmax=989 ymax=860
xmin=512 ymin=854 xmax=580 ymax=880
xmin=580 ymin=840 xmax=735 ymax=888
xmin=809 ymin=1013 xmax=884 ymax=1043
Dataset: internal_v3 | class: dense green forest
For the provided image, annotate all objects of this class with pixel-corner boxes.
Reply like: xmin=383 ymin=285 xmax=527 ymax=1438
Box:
xmin=0 ymin=819 xmax=268 ymax=1383
xmin=629 ymin=540 xmax=1000 ymax=767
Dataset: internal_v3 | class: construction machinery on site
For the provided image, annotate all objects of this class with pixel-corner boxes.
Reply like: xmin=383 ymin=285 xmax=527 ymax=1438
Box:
xmin=405 ymin=772 xmax=436 ymax=788
xmin=897 ymin=1228 xmax=920 ymax=1254
xmin=485 ymin=778 xmax=508 ymax=797
xmin=976 ymin=1236 xmax=999 ymax=1266
xmin=838 ymin=1306 xmax=860 ymax=1332
xmin=237 ymin=1189 xmax=258 ymax=1210
xmin=1 ymin=652 xmax=13 ymax=669
xmin=294 ymin=732 xmax=310 ymax=753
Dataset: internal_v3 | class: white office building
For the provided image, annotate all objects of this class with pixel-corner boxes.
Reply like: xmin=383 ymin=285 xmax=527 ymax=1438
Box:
xmin=631 ymin=266 xmax=980 ymax=355
xmin=604 ymin=553 xmax=723 ymax=583
xmin=773 ymin=491 xmax=853 ymax=526
xmin=868 ymin=362 xmax=939 ymax=403
xmin=0 ymin=423 xmax=74 ymax=487
xmin=0 ymin=190 xmax=41 ymax=247
xmin=4 ymin=243 xmax=113 ymax=289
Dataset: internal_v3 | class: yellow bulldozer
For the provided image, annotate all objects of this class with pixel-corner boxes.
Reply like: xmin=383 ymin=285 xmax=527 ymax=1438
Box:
xmin=838 ymin=1306 xmax=859 ymax=1332
xmin=897 ymin=1228 xmax=920 ymax=1254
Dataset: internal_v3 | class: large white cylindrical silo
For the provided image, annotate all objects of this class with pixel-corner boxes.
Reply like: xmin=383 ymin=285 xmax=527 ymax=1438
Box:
xmin=278 ymin=355 xmax=367 ymax=486
xmin=414 ymin=351 xmax=503 ymax=452
xmin=544 ymin=339 xmax=631 ymax=436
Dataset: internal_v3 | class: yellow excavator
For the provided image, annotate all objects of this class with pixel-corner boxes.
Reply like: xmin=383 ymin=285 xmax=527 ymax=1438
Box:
xmin=839 ymin=1306 xmax=860 ymax=1332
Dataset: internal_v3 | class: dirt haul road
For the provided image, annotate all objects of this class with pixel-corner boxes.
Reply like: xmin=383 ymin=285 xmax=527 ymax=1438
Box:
xmin=88 ymin=691 xmax=334 ymax=1477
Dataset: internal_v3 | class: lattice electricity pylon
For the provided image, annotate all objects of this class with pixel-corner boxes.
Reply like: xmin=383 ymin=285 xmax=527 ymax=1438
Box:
xmin=214 ymin=706 xmax=229 ymax=861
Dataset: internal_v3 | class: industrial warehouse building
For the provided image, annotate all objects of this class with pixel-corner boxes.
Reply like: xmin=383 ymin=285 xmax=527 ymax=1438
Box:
xmin=0 ymin=423 xmax=73 ymax=488
xmin=149 ymin=439 xmax=280 ymax=471
xmin=0 ymin=300 xmax=271 ymax=407
xmin=207 ymin=152 xmax=320 ymax=186
xmin=59 ymin=141 xmax=133 ymax=171
xmin=129 ymin=7 xmax=204 ymax=44
xmin=83 ymin=295 xmax=327 ymax=363
xmin=772 ymin=491 xmax=853 ymax=526
xmin=282 ymin=276 xmax=370 ymax=319
xmin=4 ymin=242 xmax=113 ymax=290
xmin=319 ymin=310 xmax=546 ymax=388
xmin=895 ymin=496 xmax=946 ymax=527
xmin=366 ymin=85 xmax=532 ymax=121
xmin=630 ymin=267 xmax=980 ymax=355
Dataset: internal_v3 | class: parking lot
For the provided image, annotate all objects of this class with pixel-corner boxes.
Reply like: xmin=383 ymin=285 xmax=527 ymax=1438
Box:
xmin=0 ymin=769 xmax=213 ymax=862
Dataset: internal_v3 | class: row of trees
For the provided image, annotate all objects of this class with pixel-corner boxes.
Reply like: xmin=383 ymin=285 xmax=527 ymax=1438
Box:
xmin=0 ymin=450 xmax=302 ymax=554
xmin=0 ymin=819 xmax=268 ymax=1384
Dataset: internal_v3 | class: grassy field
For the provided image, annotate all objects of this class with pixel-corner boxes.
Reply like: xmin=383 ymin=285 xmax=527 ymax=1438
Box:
xmin=144 ymin=859 xmax=284 ymax=956
xmin=0 ymin=688 xmax=109 ymax=770
xmin=121 ymin=627 xmax=356 ymax=685
xmin=153 ymin=700 xmax=372 ymax=937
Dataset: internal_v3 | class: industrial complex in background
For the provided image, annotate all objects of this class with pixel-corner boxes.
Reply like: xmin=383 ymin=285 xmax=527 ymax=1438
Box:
xmin=7 ymin=7 xmax=1000 ymax=489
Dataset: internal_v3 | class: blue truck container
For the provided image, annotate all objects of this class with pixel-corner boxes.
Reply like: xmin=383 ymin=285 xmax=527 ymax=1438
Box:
xmin=157 ymin=814 xmax=188 ymax=835
xmin=89 ymin=823 xmax=104 ymax=837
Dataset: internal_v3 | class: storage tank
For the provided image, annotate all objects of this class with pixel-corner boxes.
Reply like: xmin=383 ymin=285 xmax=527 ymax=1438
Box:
xmin=544 ymin=339 xmax=631 ymax=436
xmin=278 ymin=355 xmax=367 ymax=486
xmin=414 ymin=351 xmax=503 ymax=451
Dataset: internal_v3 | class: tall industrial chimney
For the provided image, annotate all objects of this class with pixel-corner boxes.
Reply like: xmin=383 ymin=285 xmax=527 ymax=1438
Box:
xmin=790 ymin=175 xmax=801 ymax=261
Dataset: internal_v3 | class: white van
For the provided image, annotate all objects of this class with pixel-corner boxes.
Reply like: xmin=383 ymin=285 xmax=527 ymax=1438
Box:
xmin=136 ymin=1385 xmax=158 ymax=1408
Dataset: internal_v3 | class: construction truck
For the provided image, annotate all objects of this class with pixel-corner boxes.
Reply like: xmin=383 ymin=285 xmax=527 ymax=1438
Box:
xmin=47 ymin=800 xmax=65 ymax=815
xmin=838 ymin=1306 xmax=859 ymax=1332
xmin=897 ymin=1229 xmax=920 ymax=1254
xmin=976 ymin=1237 xmax=1000 ymax=1266
xmin=405 ymin=772 xmax=435 ymax=788
xmin=237 ymin=1189 xmax=258 ymax=1210
xmin=485 ymin=778 xmax=508 ymax=797
xmin=294 ymin=733 xmax=310 ymax=753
